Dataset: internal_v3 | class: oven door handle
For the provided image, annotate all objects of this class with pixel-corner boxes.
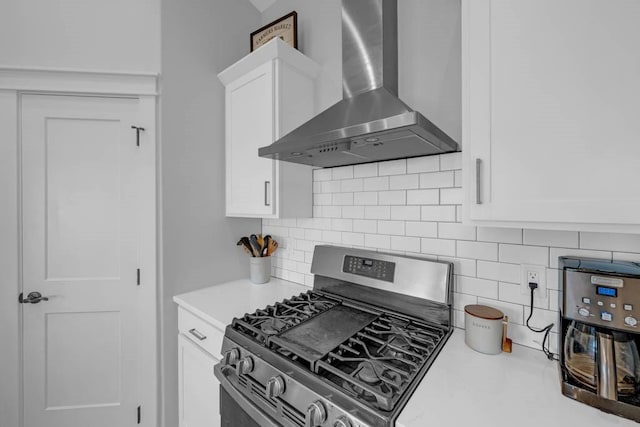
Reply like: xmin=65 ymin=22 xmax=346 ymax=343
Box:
xmin=214 ymin=364 xmax=280 ymax=427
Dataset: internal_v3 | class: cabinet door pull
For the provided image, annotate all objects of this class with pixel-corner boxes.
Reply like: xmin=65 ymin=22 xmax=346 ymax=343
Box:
xmin=264 ymin=181 xmax=271 ymax=206
xmin=475 ymin=158 xmax=482 ymax=205
xmin=188 ymin=328 xmax=207 ymax=341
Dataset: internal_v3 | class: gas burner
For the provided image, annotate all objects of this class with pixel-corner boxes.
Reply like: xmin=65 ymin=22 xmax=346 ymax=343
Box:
xmin=259 ymin=317 xmax=288 ymax=335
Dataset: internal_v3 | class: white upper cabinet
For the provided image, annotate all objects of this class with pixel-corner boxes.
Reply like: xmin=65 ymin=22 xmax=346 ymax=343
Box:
xmin=462 ymin=0 xmax=640 ymax=233
xmin=219 ymin=38 xmax=319 ymax=218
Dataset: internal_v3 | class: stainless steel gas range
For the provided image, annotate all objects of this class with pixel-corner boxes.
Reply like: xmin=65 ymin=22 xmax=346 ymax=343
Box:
xmin=214 ymin=245 xmax=453 ymax=427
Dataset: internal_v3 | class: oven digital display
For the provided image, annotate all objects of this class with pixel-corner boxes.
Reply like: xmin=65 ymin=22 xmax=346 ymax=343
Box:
xmin=342 ymin=255 xmax=395 ymax=283
xmin=596 ymin=286 xmax=617 ymax=297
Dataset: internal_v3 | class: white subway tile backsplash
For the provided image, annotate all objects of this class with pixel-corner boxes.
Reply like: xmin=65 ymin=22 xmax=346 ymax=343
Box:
xmin=340 ymin=178 xmax=364 ymax=192
xmin=421 ymin=238 xmax=456 ymax=256
xmin=390 ymin=206 xmax=421 ymax=221
xmin=477 ymin=227 xmax=523 ymax=244
xmin=332 ymin=192 xmax=354 ymax=206
xmin=354 ymin=192 xmax=378 ymax=205
xmin=457 ymin=276 xmax=498 ymax=299
xmin=390 ymin=174 xmax=420 ymax=190
xmin=378 ymin=190 xmax=406 ymax=205
xmin=313 ymin=168 xmax=332 ymax=181
xmin=405 ymin=221 xmax=438 ymax=238
xmin=268 ymin=153 xmax=640 ymax=354
xmin=363 ymin=176 xmax=389 ymax=191
xmin=342 ymin=206 xmax=365 ymax=219
xmin=378 ymin=159 xmax=407 ymax=176
xmin=378 ymin=220 xmax=405 ymax=236
xmin=580 ymin=232 xmax=640 ymax=253
xmin=524 ymin=229 xmax=579 ymax=248
xmin=421 ymin=205 xmax=457 ymax=222
xmin=477 ymin=261 xmax=520 ymax=284
xmin=331 ymin=218 xmax=353 ymax=232
xmin=365 ymin=233 xmax=391 ymax=249
xmin=499 ymin=244 xmax=548 ymax=266
xmin=438 ymin=223 xmax=477 ymax=241
xmin=439 ymin=256 xmax=477 ymax=277
xmin=342 ymin=232 xmax=365 ymax=246
xmin=419 ymin=171 xmax=455 ymax=189
xmin=332 ymin=165 xmax=354 ymax=180
xmin=391 ymin=236 xmax=421 ymax=252
xmin=439 ymin=152 xmax=462 ymax=170
xmin=365 ymin=206 xmax=391 ymax=220
xmin=407 ymin=156 xmax=439 ymax=173
xmin=354 ymin=162 xmax=378 ymax=178
xmin=613 ymin=252 xmax=640 ymax=263
xmin=314 ymin=193 xmax=331 ymax=206
xmin=321 ymin=180 xmax=341 ymax=193
xmin=457 ymin=241 xmax=498 ymax=261
xmin=440 ymin=188 xmax=463 ymax=205
xmin=407 ymin=189 xmax=439 ymax=205
xmin=454 ymin=170 xmax=463 ymax=187
xmin=353 ymin=219 xmax=377 ymax=233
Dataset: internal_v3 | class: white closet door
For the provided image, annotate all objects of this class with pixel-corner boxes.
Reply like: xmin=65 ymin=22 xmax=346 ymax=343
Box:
xmin=21 ymin=94 xmax=145 ymax=427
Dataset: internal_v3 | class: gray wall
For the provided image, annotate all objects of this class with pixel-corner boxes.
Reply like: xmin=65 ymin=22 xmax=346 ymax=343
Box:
xmin=160 ymin=1 xmax=260 ymax=425
xmin=261 ymin=0 xmax=461 ymax=144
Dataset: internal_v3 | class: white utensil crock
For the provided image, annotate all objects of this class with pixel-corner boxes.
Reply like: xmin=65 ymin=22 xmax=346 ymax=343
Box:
xmin=249 ymin=257 xmax=271 ymax=284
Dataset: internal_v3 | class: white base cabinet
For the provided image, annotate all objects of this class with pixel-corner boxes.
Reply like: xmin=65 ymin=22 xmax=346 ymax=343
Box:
xmin=462 ymin=0 xmax=640 ymax=233
xmin=219 ymin=38 xmax=319 ymax=218
xmin=178 ymin=335 xmax=220 ymax=427
xmin=177 ymin=306 xmax=224 ymax=427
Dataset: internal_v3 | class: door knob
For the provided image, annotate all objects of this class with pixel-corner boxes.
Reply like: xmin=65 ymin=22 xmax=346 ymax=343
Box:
xmin=19 ymin=291 xmax=49 ymax=304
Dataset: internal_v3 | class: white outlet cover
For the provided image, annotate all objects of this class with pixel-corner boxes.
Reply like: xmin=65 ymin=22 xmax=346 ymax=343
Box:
xmin=521 ymin=264 xmax=547 ymax=297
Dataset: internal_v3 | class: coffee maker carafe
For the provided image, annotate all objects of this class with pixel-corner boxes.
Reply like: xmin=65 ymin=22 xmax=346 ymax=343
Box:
xmin=560 ymin=257 xmax=640 ymax=422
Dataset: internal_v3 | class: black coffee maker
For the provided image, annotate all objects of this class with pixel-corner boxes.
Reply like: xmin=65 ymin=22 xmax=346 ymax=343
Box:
xmin=560 ymin=257 xmax=640 ymax=422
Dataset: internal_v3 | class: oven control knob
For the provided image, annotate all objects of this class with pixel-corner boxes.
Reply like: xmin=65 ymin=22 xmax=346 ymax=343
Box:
xmin=235 ymin=356 xmax=254 ymax=376
xmin=223 ymin=348 xmax=240 ymax=366
xmin=578 ymin=307 xmax=590 ymax=317
xmin=266 ymin=376 xmax=286 ymax=398
xmin=625 ymin=316 xmax=638 ymax=327
xmin=305 ymin=401 xmax=327 ymax=427
xmin=333 ymin=416 xmax=353 ymax=427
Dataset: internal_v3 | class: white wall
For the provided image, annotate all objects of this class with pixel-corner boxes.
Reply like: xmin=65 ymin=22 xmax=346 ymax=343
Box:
xmin=160 ymin=1 xmax=260 ymax=426
xmin=261 ymin=0 xmax=461 ymax=143
xmin=0 ymin=0 xmax=160 ymax=72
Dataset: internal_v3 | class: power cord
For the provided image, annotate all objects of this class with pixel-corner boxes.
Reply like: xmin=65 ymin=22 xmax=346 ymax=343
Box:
xmin=526 ymin=282 xmax=558 ymax=361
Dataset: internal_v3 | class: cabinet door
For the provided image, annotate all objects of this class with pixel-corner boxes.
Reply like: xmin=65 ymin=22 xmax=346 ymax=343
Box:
xmin=225 ymin=61 xmax=276 ymax=217
xmin=178 ymin=334 xmax=220 ymax=427
xmin=463 ymin=0 xmax=640 ymax=231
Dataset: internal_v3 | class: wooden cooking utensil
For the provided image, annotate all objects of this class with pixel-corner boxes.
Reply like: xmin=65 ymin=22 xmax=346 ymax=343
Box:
xmin=262 ymin=235 xmax=271 ymax=257
xmin=249 ymin=234 xmax=262 ymax=257
xmin=502 ymin=316 xmax=513 ymax=353
xmin=266 ymin=238 xmax=278 ymax=256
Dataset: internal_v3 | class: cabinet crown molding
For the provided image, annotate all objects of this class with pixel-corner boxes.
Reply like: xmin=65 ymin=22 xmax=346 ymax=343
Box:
xmin=218 ymin=38 xmax=319 ymax=85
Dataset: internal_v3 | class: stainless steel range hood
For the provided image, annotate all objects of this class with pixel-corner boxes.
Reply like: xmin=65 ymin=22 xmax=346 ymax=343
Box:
xmin=258 ymin=0 xmax=459 ymax=168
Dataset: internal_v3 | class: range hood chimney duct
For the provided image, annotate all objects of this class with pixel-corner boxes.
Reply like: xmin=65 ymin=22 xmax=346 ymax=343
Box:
xmin=258 ymin=0 xmax=459 ymax=168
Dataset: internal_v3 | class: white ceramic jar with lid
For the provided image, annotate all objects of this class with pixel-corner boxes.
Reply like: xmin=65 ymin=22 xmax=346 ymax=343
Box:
xmin=464 ymin=304 xmax=511 ymax=354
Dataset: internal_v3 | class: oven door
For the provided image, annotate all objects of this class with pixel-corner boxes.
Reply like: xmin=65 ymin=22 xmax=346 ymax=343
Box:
xmin=215 ymin=364 xmax=281 ymax=427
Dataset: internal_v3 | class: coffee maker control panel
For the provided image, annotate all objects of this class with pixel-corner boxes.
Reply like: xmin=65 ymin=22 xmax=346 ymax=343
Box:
xmin=563 ymin=269 xmax=640 ymax=332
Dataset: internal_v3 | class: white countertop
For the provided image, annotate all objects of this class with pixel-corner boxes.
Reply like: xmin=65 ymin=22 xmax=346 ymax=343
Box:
xmin=174 ymin=278 xmax=636 ymax=427
xmin=173 ymin=277 xmax=309 ymax=331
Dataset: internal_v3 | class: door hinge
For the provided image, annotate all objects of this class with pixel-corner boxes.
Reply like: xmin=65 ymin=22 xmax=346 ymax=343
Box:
xmin=137 ymin=268 xmax=141 ymax=286
xmin=137 ymin=405 xmax=141 ymax=424
xmin=131 ymin=125 xmax=146 ymax=147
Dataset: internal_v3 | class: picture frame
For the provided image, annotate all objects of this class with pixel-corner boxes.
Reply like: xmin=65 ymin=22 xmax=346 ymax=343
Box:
xmin=250 ymin=11 xmax=298 ymax=52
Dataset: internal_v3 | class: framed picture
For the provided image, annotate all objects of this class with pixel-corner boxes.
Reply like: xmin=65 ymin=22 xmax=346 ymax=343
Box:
xmin=250 ymin=11 xmax=298 ymax=52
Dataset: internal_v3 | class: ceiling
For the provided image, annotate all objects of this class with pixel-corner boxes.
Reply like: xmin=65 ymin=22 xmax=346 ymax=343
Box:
xmin=249 ymin=0 xmax=276 ymax=12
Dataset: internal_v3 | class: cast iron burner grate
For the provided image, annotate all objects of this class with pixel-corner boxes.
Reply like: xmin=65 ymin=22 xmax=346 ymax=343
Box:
xmin=315 ymin=313 xmax=447 ymax=411
xmin=231 ymin=291 xmax=340 ymax=344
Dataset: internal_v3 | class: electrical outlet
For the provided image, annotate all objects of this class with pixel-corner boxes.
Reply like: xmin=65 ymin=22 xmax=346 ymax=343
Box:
xmin=521 ymin=264 xmax=547 ymax=297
